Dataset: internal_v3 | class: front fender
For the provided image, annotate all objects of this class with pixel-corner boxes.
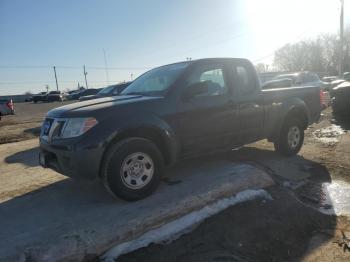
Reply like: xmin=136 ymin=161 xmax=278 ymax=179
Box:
xmin=100 ymin=111 xmax=178 ymax=165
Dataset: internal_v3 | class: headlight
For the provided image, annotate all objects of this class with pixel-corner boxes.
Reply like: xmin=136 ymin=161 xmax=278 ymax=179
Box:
xmin=61 ymin=117 xmax=98 ymax=138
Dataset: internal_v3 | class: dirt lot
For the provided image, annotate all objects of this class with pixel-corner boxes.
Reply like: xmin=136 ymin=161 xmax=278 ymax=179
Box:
xmin=0 ymin=103 xmax=350 ymax=261
xmin=0 ymin=101 xmax=73 ymax=144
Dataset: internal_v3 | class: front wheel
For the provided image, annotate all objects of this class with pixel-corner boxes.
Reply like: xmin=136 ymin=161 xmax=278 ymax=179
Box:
xmin=101 ymin=138 xmax=164 ymax=201
xmin=274 ymin=118 xmax=304 ymax=156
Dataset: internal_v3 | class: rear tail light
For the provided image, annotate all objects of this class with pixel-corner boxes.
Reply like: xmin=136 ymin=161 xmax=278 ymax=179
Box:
xmin=320 ymin=90 xmax=325 ymax=106
xmin=6 ymin=100 xmax=14 ymax=111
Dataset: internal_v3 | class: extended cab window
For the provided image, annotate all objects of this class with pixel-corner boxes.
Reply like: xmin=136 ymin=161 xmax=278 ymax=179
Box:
xmin=234 ymin=64 xmax=257 ymax=95
xmin=186 ymin=66 xmax=228 ymax=97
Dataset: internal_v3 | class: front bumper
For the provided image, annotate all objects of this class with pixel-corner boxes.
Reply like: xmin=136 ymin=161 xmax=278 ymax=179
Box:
xmin=39 ymin=137 xmax=104 ymax=180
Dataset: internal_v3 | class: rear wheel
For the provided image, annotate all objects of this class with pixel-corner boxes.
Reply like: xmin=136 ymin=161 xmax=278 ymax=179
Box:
xmin=274 ymin=118 xmax=304 ymax=156
xmin=101 ymin=138 xmax=164 ymax=201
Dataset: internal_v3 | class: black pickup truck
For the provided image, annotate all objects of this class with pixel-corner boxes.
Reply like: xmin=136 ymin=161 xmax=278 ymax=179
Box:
xmin=39 ymin=58 xmax=322 ymax=200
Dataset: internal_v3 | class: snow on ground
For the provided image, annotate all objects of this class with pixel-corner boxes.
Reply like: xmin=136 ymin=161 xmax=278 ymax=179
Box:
xmin=313 ymin=124 xmax=345 ymax=145
xmin=319 ymin=180 xmax=350 ymax=216
xmin=101 ymin=189 xmax=273 ymax=262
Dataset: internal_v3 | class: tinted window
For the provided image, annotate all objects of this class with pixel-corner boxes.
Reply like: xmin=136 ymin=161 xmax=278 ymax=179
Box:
xmin=186 ymin=66 xmax=228 ymax=97
xmin=273 ymin=74 xmax=297 ymax=82
xmin=234 ymin=64 xmax=256 ymax=94
xmin=308 ymin=73 xmax=320 ymax=82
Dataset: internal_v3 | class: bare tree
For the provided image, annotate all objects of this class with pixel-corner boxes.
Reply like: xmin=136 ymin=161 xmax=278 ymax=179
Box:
xmin=255 ymin=63 xmax=269 ymax=73
xmin=273 ymin=29 xmax=350 ymax=75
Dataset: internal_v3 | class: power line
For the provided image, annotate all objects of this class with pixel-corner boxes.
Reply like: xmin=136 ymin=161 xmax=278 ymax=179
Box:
xmin=0 ymin=80 xmax=126 ymax=85
xmin=0 ymin=65 xmax=153 ymax=70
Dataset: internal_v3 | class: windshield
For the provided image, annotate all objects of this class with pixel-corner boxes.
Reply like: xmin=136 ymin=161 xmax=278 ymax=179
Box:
xmin=98 ymin=85 xmax=115 ymax=94
xmin=121 ymin=62 xmax=189 ymax=96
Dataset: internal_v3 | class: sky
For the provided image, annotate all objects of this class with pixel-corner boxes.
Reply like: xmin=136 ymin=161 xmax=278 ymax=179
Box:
xmin=0 ymin=0 xmax=349 ymax=95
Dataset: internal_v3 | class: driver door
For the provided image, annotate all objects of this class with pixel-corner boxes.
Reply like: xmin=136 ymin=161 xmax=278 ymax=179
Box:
xmin=176 ymin=61 xmax=239 ymax=157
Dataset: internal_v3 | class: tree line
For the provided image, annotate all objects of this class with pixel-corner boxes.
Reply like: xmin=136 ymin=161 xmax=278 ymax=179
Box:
xmin=257 ymin=28 xmax=350 ymax=75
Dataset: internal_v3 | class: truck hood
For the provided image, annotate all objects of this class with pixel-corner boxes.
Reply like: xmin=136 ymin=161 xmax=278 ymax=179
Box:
xmin=47 ymin=95 xmax=161 ymax=118
xmin=79 ymin=94 xmax=102 ymax=101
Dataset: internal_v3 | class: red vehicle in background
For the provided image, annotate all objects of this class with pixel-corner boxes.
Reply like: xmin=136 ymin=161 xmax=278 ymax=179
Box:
xmin=0 ymin=99 xmax=14 ymax=120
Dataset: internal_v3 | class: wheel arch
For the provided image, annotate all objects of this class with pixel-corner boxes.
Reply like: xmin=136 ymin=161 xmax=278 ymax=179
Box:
xmin=99 ymin=125 xmax=177 ymax=178
xmin=268 ymin=98 xmax=310 ymax=142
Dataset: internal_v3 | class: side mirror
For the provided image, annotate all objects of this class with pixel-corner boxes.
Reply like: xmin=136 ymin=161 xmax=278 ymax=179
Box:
xmin=183 ymin=81 xmax=209 ymax=101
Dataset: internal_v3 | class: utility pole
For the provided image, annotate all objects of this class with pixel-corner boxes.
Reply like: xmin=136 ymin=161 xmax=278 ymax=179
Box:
xmin=339 ymin=0 xmax=344 ymax=77
xmin=53 ymin=66 xmax=59 ymax=91
xmin=103 ymin=48 xmax=110 ymax=85
xmin=83 ymin=65 xmax=89 ymax=89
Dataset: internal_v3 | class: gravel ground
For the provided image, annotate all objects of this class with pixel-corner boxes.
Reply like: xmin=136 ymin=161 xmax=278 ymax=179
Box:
xmin=0 ymin=101 xmax=74 ymax=144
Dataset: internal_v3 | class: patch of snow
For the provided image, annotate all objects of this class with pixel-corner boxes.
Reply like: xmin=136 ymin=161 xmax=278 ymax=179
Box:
xmin=313 ymin=125 xmax=345 ymax=144
xmin=318 ymin=180 xmax=350 ymax=216
xmin=101 ymin=189 xmax=272 ymax=262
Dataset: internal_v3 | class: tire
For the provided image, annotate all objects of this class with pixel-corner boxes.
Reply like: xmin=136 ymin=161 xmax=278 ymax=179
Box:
xmin=101 ymin=138 xmax=164 ymax=201
xmin=274 ymin=118 xmax=304 ymax=156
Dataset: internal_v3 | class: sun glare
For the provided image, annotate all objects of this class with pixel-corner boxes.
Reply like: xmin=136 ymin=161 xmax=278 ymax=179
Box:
xmin=245 ymin=0 xmax=339 ymax=42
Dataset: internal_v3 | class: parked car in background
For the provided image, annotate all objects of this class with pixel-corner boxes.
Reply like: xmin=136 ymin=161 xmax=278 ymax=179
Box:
xmin=67 ymin=88 xmax=100 ymax=100
xmin=79 ymin=82 xmax=131 ymax=101
xmin=322 ymin=76 xmax=337 ymax=83
xmin=47 ymin=91 xmax=63 ymax=102
xmin=273 ymin=72 xmax=324 ymax=88
xmin=39 ymin=58 xmax=322 ymax=201
xmin=328 ymin=72 xmax=350 ymax=97
xmin=0 ymin=99 xmax=14 ymax=120
xmin=66 ymin=90 xmax=82 ymax=100
xmin=331 ymin=81 xmax=350 ymax=116
xmin=33 ymin=92 xmax=48 ymax=103
xmin=267 ymin=72 xmax=330 ymax=108
xmin=343 ymin=72 xmax=350 ymax=81
xmin=25 ymin=96 xmax=33 ymax=102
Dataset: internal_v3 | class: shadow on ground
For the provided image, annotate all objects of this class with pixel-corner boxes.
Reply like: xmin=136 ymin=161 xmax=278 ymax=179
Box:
xmin=24 ymin=126 xmax=41 ymax=136
xmin=5 ymin=146 xmax=39 ymax=167
xmin=119 ymin=147 xmax=344 ymax=262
